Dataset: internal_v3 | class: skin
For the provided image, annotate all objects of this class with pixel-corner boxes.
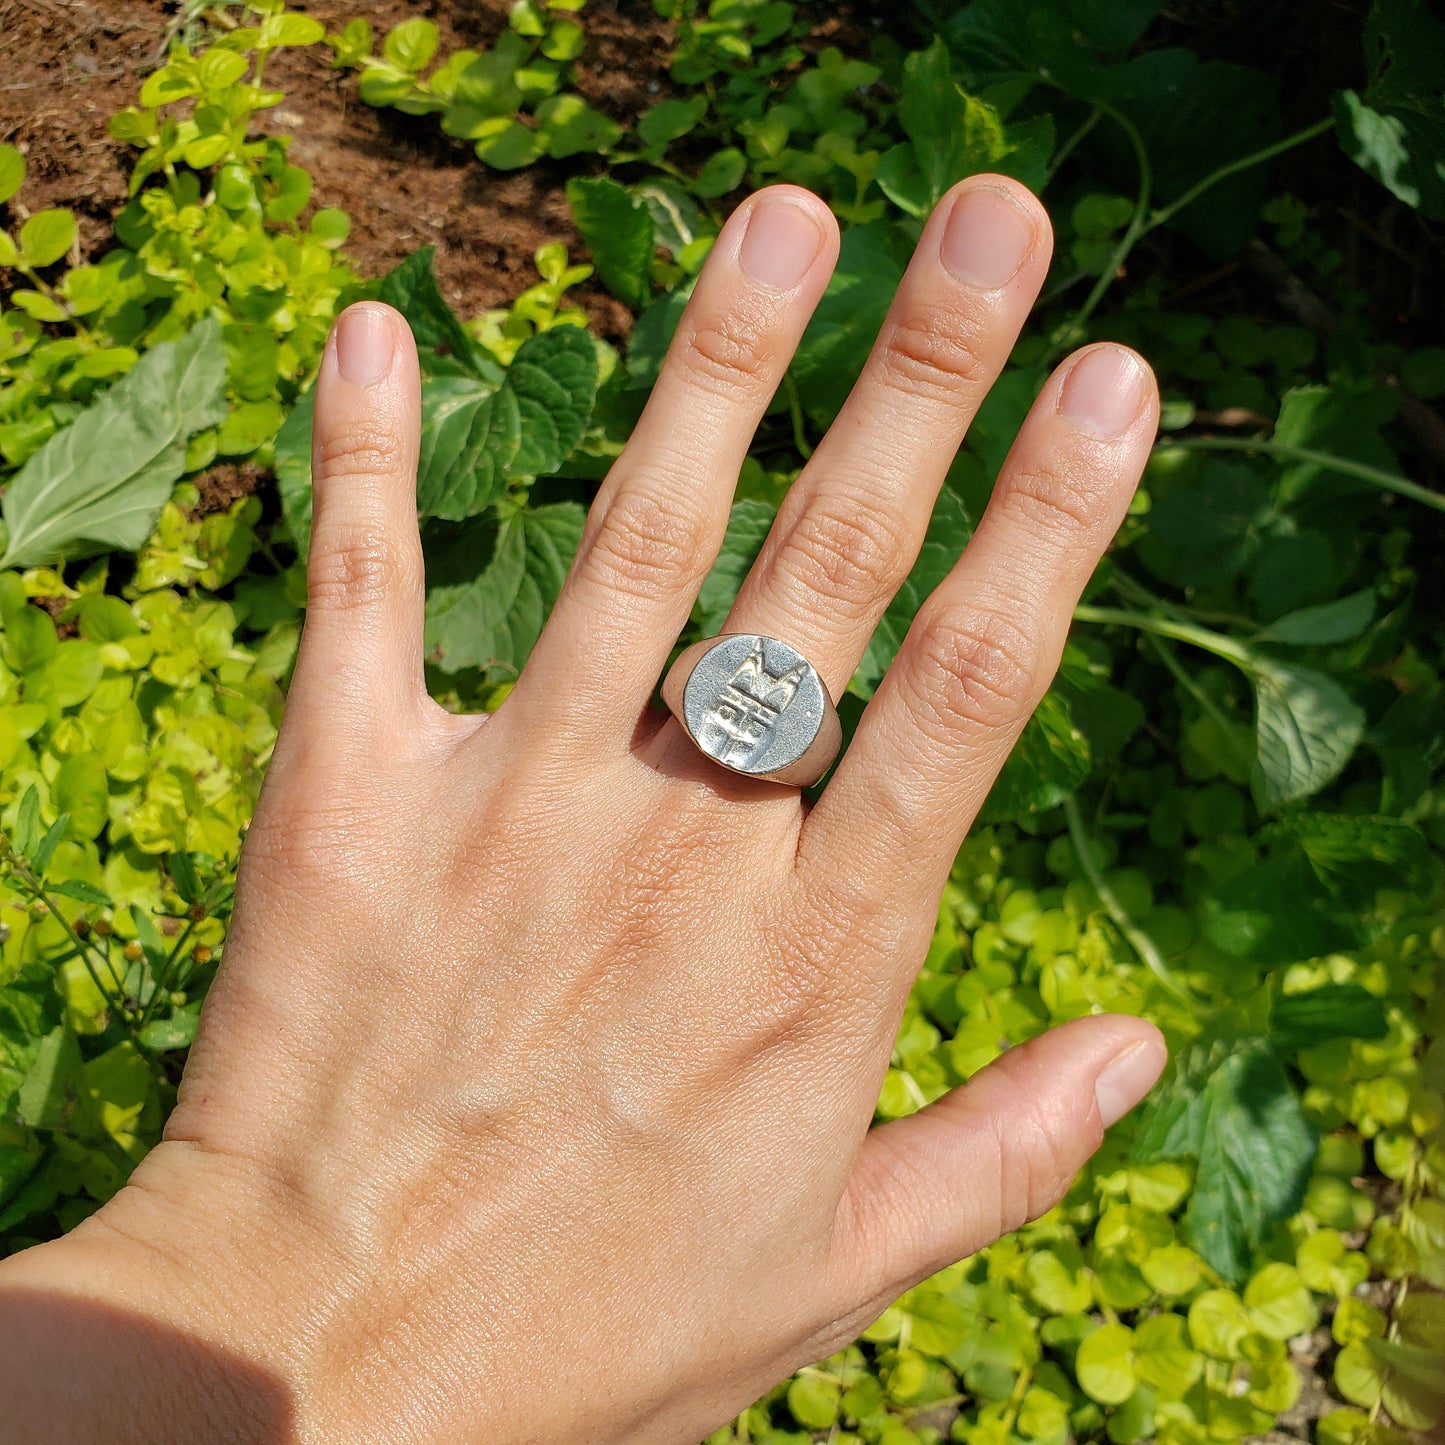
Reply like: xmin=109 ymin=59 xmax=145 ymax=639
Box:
xmin=0 ymin=175 xmax=1166 ymax=1444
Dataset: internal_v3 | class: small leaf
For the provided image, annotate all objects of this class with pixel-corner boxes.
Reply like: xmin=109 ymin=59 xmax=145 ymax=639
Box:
xmin=0 ymin=142 xmax=25 ymax=203
xmin=30 ymin=814 xmax=71 ymax=877
xmin=1254 ymin=590 xmax=1375 ymax=645
xmin=47 ymin=877 xmax=114 ymax=906
xmin=1249 ymin=660 xmax=1366 ymax=809
xmin=1076 ymin=1323 xmax=1136 ymax=1405
xmin=566 ymin=176 xmax=655 ymax=311
xmin=1270 ymin=983 xmax=1389 ymax=1053
xmin=13 ymin=783 xmax=42 ymax=855
xmin=17 ymin=1025 xmax=84 ymax=1130
xmin=383 ymin=17 xmax=440 ymax=72
xmin=18 ymin=208 xmax=77 ymax=268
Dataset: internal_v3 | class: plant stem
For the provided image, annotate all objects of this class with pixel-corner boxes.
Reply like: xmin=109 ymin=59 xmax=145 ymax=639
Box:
xmin=1072 ymin=602 xmax=1254 ymax=667
xmin=784 ymin=371 xmax=813 ymax=459
xmin=1153 ymin=435 xmax=1445 ymax=513
xmin=1047 ymin=104 xmax=1151 ymax=360
xmin=1063 ymin=795 xmax=1199 ymax=1010
xmin=1148 ymin=117 xmax=1334 ymax=232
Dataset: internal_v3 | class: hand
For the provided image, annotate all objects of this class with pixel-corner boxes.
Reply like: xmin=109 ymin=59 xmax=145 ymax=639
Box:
xmin=0 ymin=175 xmax=1166 ymax=1443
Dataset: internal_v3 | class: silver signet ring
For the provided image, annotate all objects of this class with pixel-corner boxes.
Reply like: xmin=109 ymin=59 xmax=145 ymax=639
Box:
xmin=661 ymin=634 xmax=842 ymax=788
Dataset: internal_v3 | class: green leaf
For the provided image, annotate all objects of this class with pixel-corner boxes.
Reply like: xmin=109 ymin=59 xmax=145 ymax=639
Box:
xmin=1076 ymin=1323 xmax=1136 ymax=1405
xmin=1334 ymin=0 xmax=1445 ymax=218
xmin=505 ymin=324 xmax=598 ymax=476
xmin=12 ymin=783 xmax=42 ymax=855
xmin=791 ymin=220 xmax=912 ymax=428
xmin=47 ymin=878 xmax=114 ymax=906
xmin=272 ymin=390 xmax=316 ymax=554
xmin=0 ymin=142 xmax=25 ymax=203
xmin=536 ymin=94 xmax=622 ymax=158
xmin=423 ymin=502 xmax=585 ymax=678
xmin=876 ymin=39 xmax=1051 ymax=217
xmin=383 ymin=17 xmax=440 ymax=72
xmin=981 ymin=689 xmax=1091 ymax=822
xmin=17 ymin=1024 xmax=83 ymax=1130
xmin=138 ymin=1006 xmax=200 ymax=1052
xmin=216 ymin=397 xmax=285 ymax=456
xmin=1243 ymin=1262 xmax=1318 ymax=1340
xmin=566 ymin=176 xmax=655 ymax=311
xmin=376 ymin=246 xmax=498 ymax=381
xmin=416 ymin=380 xmax=518 ymax=521
xmin=416 ymin=325 xmax=597 ymax=522
xmin=1249 ymin=660 xmax=1366 ymax=809
xmin=693 ymin=146 xmax=747 ymax=199
xmin=697 ymin=498 xmax=776 ymax=635
xmin=787 ymin=1374 xmax=841 ymax=1430
xmin=18 ymin=209 xmax=77 ymax=268
xmin=1270 ymin=983 xmax=1389 ymax=1053
xmin=0 ymin=316 xmax=227 ymax=568
xmin=30 ymin=814 xmax=70 ymax=877
xmin=1253 ymin=590 xmax=1375 ymax=645
xmin=1134 ymin=1036 xmax=1318 ymax=1283
xmin=1202 ymin=847 xmax=1358 ymax=963
xmin=262 ymin=12 xmax=325 ymax=47
xmin=638 ymin=95 xmax=709 ymax=151
xmin=852 ymin=486 xmax=973 ymax=697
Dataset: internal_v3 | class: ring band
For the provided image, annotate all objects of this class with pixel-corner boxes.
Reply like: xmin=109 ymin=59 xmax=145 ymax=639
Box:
xmin=661 ymin=633 xmax=842 ymax=787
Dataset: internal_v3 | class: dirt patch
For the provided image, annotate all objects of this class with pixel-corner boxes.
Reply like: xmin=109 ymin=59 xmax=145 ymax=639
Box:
xmin=1 ymin=0 xmax=885 ymax=346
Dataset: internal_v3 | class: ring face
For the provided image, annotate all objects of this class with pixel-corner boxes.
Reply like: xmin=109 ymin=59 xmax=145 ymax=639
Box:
xmin=681 ymin=635 xmax=828 ymax=777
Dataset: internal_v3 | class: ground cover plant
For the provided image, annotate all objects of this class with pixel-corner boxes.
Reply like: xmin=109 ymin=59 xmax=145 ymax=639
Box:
xmin=1 ymin=0 xmax=1443 ymax=1440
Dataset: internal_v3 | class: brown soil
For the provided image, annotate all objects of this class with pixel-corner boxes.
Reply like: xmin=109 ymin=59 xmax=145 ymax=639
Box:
xmin=0 ymin=0 xmax=879 ymax=345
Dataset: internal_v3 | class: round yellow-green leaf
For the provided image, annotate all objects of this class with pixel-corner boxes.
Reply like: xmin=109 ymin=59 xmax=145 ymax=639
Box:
xmin=1025 ymin=1248 xmax=1093 ymax=1313
xmin=1076 ymin=1323 xmax=1136 ymax=1405
xmin=1244 ymin=1262 xmax=1318 ymax=1339
xmin=1188 ymin=1289 xmax=1252 ymax=1358
xmin=19 ymin=207 xmax=77 ymax=267
xmin=787 ymin=1374 xmax=840 ymax=1430
xmin=1332 ymin=1296 xmax=1387 ymax=1346
xmin=1333 ymin=1340 xmax=1384 ymax=1409
xmin=1140 ymin=1244 xmax=1204 ymax=1296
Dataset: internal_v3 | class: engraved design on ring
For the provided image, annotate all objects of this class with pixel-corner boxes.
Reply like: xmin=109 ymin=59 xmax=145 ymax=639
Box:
xmin=661 ymin=634 xmax=842 ymax=787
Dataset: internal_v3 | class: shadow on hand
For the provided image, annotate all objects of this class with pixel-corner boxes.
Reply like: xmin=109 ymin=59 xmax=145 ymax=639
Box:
xmin=0 ymin=1288 xmax=294 ymax=1444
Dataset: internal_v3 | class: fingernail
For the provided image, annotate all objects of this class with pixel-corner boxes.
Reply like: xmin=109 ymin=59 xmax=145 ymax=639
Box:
xmin=333 ymin=303 xmax=395 ymax=387
xmin=939 ymin=184 xmax=1036 ymax=289
xmin=739 ymin=196 xmax=824 ymax=291
xmin=1094 ymin=1037 xmax=1168 ymax=1129
xmin=1060 ymin=346 xmax=1148 ymax=439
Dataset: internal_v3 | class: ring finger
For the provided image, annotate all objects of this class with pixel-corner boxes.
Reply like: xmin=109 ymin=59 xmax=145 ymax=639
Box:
xmin=715 ymin=173 xmax=1052 ymax=700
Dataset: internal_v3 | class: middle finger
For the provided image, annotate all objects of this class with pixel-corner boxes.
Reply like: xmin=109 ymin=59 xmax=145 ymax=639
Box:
xmin=717 ymin=173 xmax=1052 ymax=700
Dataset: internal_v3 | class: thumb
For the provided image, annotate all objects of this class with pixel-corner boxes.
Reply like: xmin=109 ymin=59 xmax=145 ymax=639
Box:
xmin=828 ymin=1015 xmax=1167 ymax=1317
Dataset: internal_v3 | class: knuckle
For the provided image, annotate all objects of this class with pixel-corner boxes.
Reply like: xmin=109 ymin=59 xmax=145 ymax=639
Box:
xmin=312 ymin=423 xmax=407 ymax=483
xmin=879 ymin=302 xmax=993 ymax=405
xmin=306 ymin=523 xmax=417 ymax=613
xmin=1003 ymin=453 xmax=1109 ymax=547
xmin=775 ymin=497 xmax=911 ymax=612
xmin=985 ymin=1086 xmax=1081 ymax=1238
xmin=682 ymin=305 xmax=775 ymax=394
xmin=583 ymin=488 xmax=710 ymax=603
xmin=906 ymin=606 xmax=1038 ymax=735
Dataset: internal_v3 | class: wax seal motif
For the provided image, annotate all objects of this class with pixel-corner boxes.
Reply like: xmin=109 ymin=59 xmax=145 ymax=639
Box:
xmin=661 ymin=633 xmax=841 ymax=787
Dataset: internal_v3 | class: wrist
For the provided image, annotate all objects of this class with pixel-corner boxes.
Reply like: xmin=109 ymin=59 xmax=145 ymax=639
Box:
xmin=0 ymin=1143 xmax=308 ymax=1442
